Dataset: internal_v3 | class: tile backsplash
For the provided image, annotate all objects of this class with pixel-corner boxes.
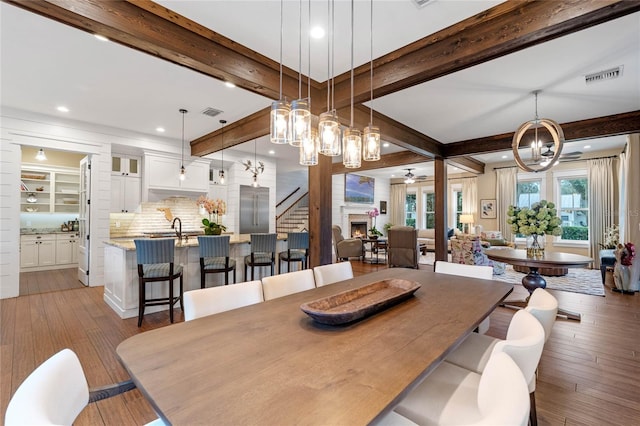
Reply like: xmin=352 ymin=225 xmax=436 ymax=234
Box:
xmin=110 ymin=196 xmax=208 ymax=238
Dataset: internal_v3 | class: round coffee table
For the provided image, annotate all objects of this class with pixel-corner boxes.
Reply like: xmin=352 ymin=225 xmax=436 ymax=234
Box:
xmin=485 ymin=248 xmax=593 ymax=321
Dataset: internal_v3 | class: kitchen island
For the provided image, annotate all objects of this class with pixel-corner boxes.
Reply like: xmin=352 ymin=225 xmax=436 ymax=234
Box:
xmin=104 ymin=234 xmax=288 ymax=319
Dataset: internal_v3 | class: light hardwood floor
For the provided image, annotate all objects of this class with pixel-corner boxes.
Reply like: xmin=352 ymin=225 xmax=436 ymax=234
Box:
xmin=2 ymin=263 xmax=639 ymax=425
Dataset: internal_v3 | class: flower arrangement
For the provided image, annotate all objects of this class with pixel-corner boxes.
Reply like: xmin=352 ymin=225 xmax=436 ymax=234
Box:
xmin=506 ymin=200 xmax=562 ymax=237
xmin=599 ymin=224 xmax=620 ymax=249
xmin=366 ymin=207 xmax=382 ymax=237
xmin=617 ymin=242 xmax=636 ymax=266
xmin=197 ymin=195 xmax=227 ymax=234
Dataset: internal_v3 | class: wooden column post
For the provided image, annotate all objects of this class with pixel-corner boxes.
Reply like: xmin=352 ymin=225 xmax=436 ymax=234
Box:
xmin=434 ymin=157 xmax=448 ymax=262
xmin=308 ymin=153 xmax=333 ymax=268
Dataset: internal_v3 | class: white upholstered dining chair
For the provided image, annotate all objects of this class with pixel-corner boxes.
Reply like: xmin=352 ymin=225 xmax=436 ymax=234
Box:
xmin=312 ymin=262 xmax=354 ymax=287
xmin=4 ymin=348 xmax=163 ymax=426
xmin=379 ymin=351 xmax=530 ymax=426
xmin=434 ymin=261 xmax=493 ymax=334
xmin=444 ymin=305 xmax=550 ymax=426
xmin=183 ymin=280 xmax=264 ymax=321
xmin=261 ymin=269 xmax=316 ymax=301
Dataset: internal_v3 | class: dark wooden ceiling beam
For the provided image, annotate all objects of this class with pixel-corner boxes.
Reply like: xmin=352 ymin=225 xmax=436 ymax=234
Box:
xmin=331 ymin=0 xmax=640 ymax=108
xmin=444 ymin=110 xmax=640 ymax=157
xmin=331 ymin=151 xmax=432 ymax=175
xmin=446 ymin=157 xmax=485 ymax=175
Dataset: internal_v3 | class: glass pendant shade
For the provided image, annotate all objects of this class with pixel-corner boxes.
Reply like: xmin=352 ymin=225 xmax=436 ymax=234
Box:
xmin=318 ymin=111 xmax=341 ymax=156
xmin=179 ymin=165 xmax=186 ymax=181
xmin=289 ymin=99 xmax=311 ymax=147
xmin=342 ymin=128 xmax=362 ymax=169
xmin=300 ymin=127 xmax=319 ymax=166
xmin=362 ymin=125 xmax=380 ymax=161
xmin=218 ymin=169 xmax=225 ymax=184
xmin=35 ymin=148 xmax=47 ymax=161
xmin=270 ymin=100 xmax=290 ymax=144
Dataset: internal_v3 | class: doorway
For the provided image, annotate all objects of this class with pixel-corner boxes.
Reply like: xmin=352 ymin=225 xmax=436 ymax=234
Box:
xmin=19 ymin=147 xmax=88 ymax=295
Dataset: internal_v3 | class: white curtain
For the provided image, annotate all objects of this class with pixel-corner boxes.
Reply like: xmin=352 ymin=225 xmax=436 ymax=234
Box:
xmin=448 ymin=176 xmax=477 ymax=223
xmin=588 ymin=157 xmax=614 ymax=268
xmin=390 ymin=184 xmax=407 ymax=228
xmin=619 ymin=135 xmax=640 ymax=291
xmin=495 ymin=167 xmax=517 ymax=241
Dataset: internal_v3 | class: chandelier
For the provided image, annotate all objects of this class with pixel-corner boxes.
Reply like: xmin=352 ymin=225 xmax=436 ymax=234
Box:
xmin=512 ymin=90 xmax=564 ymax=173
xmin=342 ymin=0 xmax=361 ymax=169
xmin=243 ymin=139 xmax=265 ymax=187
xmin=363 ymin=0 xmax=380 ymax=162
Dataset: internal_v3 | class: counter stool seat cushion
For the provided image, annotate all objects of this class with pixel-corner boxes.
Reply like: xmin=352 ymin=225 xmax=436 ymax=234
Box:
xmin=245 ymin=233 xmax=277 ymax=280
xmin=203 ymin=257 xmax=237 ymax=270
xmin=142 ymin=263 xmax=183 ymax=278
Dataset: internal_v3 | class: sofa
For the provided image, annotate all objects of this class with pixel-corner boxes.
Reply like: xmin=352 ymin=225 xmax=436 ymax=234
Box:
xmin=479 ymin=230 xmax=514 ymax=248
xmin=416 ymin=228 xmax=454 ymax=252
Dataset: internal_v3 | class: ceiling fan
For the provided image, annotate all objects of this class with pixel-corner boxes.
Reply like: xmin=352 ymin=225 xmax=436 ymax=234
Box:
xmin=404 ymin=168 xmax=415 ymax=184
xmin=540 ymin=143 xmax=582 ymax=161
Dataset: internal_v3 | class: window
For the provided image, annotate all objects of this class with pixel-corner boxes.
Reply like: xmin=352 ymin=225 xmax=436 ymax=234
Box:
xmin=557 ymin=176 xmax=589 ymax=241
xmin=423 ymin=192 xmax=435 ymax=229
xmin=405 ymin=192 xmax=416 ymax=227
xmin=454 ymin=190 xmax=463 ymax=231
xmin=516 ymin=180 xmax=542 ymax=208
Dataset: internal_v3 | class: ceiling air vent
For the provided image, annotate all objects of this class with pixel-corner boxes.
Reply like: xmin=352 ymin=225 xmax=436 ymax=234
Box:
xmin=412 ymin=0 xmax=435 ymax=8
xmin=201 ymin=107 xmax=223 ymax=118
xmin=585 ymin=66 xmax=623 ymax=84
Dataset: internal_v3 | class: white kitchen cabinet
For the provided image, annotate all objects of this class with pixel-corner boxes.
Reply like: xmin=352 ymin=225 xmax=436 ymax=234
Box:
xmin=55 ymin=233 xmax=79 ymax=265
xmin=145 ymin=153 xmax=209 ymax=193
xmin=112 ymin=155 xmax=141 ymax=177
xmin=20 ymin=234 xmax=56 ymax=268
xmin=21 ymin=165 xmax=79 ymax=214
xmin=111 ymin=175 xmax=141 ymax=213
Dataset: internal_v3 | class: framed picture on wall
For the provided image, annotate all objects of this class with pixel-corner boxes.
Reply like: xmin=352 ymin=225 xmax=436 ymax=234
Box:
xmin=480 ymin=199 xmax=496 ymax=219
xmin=380 ymin=201 xmax=387 ymax=214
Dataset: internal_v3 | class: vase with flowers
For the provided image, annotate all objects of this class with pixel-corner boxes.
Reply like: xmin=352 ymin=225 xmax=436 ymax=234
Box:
xmin=507 ymin=200 xmax=562 ymax=258
xmin=197 ymin=195 xmax=227 ymax=235
xmin=367 ymin=207 xmax=382 ymax=239
xmin=613 ymin=242 xmax=636 ymax=293
xmin=599 ymin=224 xmax=620 ymax=249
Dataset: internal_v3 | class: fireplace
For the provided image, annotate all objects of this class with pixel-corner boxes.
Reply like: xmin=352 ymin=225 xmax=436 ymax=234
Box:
xmin=348 ymin=214 xmax=371 ymax=238
xmin=351 ymin=222 xmax=367 ymax=238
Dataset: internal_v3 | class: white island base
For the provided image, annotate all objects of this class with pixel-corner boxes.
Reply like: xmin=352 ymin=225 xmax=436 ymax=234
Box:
xmin=104 ymin=236 xmax=287 ymax=319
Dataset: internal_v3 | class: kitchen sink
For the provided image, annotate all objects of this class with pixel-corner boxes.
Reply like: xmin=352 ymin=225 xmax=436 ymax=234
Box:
xmin=143 ymin=231 xmax=204 ymax=238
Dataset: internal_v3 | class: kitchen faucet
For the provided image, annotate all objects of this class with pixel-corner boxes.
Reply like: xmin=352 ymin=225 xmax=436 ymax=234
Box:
xmin=171 ymin=217 xmax=182 ymax=241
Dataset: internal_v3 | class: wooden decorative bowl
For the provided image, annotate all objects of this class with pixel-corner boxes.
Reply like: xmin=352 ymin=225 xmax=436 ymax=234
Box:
xmin=300 ymin=279 xmax=421 ymax=325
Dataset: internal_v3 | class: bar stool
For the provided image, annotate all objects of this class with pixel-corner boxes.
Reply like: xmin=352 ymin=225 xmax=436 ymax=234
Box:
xmin=279 ymin=232 xmax=309 ymax=273
xmin=134 ymin=238 xmax=183 ymax=327
xmin=197 ymin=235 xmax=236 ymax=287
xmin=244 ymin=233 xmax=277 ymax=280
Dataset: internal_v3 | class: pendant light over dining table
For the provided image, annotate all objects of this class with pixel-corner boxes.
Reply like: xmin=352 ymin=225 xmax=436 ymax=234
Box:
xmin=342 ymin=0 xmax=361 ymax=169
xmin=218 ymin=119 xmax=226 ymax=184
xmin=317 ymin=0 xmax=341 ymax=157
xmin=362 ymin=0 xmax=380 ymax=162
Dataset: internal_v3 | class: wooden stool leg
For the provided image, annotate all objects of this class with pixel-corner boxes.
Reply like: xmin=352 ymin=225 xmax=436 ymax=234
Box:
xmin=137 ymin=278 xmax=145 ymax=327
xmin=169 ymin=278 xmax=174 ymax=323
xmin=179 ymin=275 xmax=184 ymax=311
xmin=529 ymin=391 xmax=538 ymax=426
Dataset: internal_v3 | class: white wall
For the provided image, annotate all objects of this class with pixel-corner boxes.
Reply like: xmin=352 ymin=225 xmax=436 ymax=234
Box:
xmin=332 ymin=173 xmax=391 ymax=235
xmin=0 ymin=107 xmax=197 ymax=298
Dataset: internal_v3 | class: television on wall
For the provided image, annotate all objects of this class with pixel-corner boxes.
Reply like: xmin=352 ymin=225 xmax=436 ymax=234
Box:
xmin=344 ymin=173 xmax=375 ymax=204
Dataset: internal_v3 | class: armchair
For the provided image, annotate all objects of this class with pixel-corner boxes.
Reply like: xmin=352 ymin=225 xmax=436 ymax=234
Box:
xmin=387 ymin=225 xmax=419 ymax=268
xmin=451 ymin=236 xmax=506 ymax=275
xmin=332 ymin=225 xmax=363 ymax=261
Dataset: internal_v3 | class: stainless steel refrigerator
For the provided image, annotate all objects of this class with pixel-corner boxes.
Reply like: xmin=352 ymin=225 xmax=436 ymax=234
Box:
xmin=239 ymin=185 xmax=270 ymax=234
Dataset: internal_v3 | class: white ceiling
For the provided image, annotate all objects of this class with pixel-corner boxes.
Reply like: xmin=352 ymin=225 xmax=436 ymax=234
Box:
xmin=1 ymin=1 xmax=637 ymax=179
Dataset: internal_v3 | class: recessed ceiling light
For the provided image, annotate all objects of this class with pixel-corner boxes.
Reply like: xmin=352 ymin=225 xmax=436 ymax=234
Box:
xmin=156 ymin=127 xmax=165 ymax=133
xmin=94 ymin=34 xmax=109 ymax=42
xmin=584 ymin=145 xmax=591 ymax=149
xmin=225 ymin=82 xmax=236 ymax=88
xmin=501 ymin=155 xmax=508 ymax=159
xmin=382 ymin=142 xmax=390 ymax=148
xmin=268 ymin=150 xmax=275 ymax=155
xmin=310 ymin=26 xmax=325 ymax=39
xmin=56 ymin=106 xmax=69 ymax=113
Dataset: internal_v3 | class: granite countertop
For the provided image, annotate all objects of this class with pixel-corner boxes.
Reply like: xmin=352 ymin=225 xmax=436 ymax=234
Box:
xmin=21 ymin=228 xmax=79 ymax=235
xmin=105 ymin=233 xmax=288 ymax=251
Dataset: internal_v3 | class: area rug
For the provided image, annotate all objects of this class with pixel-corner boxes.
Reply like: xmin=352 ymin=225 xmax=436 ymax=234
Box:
xmin=418 ymin=253 xmax=605 ymax=297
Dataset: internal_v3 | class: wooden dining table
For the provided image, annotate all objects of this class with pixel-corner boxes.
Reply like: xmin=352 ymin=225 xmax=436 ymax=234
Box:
xmin=116 ymin=268 xmax=513 ymax=425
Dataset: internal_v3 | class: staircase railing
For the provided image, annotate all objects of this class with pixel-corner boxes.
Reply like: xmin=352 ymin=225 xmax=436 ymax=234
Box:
xmin=276 ymin=192 xmax=309 ymax=233
xmin=276 ymin=187 xmax=300 ymax=209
